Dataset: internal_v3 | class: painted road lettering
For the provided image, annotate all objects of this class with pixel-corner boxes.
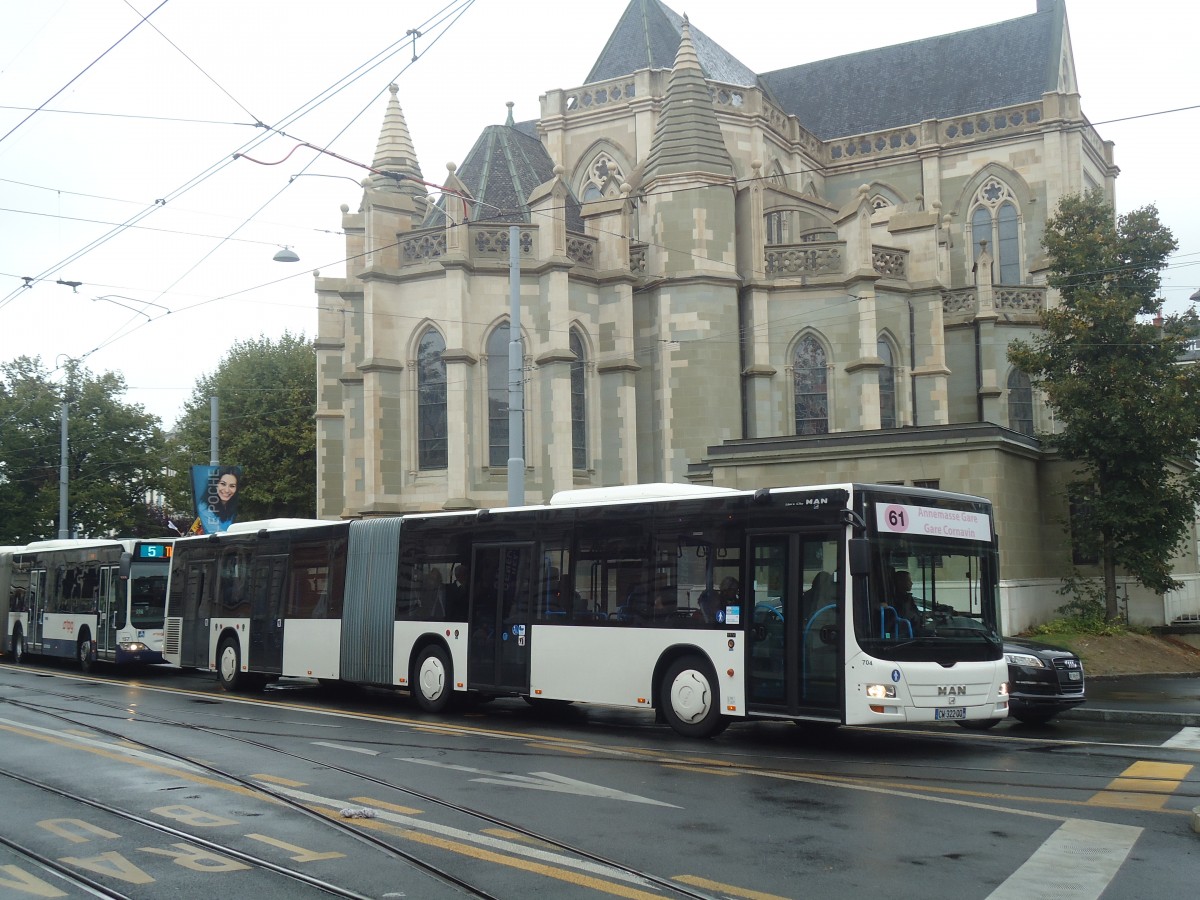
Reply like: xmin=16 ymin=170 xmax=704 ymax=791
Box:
xmin=0 ymin=865 xmax=68 ymax=898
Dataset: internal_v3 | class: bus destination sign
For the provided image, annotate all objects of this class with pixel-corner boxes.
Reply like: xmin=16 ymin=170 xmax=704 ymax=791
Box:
xmin=876 ymin=503 xmax=991 ymax=542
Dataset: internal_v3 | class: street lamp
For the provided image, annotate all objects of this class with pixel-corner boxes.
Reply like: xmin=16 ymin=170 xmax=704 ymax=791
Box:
xmin=273 ymin=245 xmax=300 ymax=263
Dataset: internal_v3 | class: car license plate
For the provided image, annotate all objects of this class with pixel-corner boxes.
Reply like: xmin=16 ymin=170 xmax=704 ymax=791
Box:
xmin=935 ymin=707 xmax=966 ymax=720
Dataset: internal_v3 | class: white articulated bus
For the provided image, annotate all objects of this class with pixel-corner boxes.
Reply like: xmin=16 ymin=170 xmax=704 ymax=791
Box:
xmin=163 ymin=484 xmax=1009 ymax=737
xmin=5 ymin=539 xmax=173 ymax=669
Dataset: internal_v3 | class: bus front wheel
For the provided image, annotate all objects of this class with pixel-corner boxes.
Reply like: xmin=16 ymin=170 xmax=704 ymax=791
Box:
xmin=11 ymin=629 xmax=25 ymax=664
xmin=660 ymin=656 xmax=728 ymax=739
xmin=413 ymin=645 xmax=452 ymax=714
xmin=216 ymin=637 xmax=244 ymax=692
xmin=77 ymin=631 xmax=95 ymax=673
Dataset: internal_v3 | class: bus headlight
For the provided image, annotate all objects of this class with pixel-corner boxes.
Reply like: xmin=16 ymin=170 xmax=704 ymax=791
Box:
xmin=119 ymin=642 xmax=148 ymax=652
xmin=865 ymin=683 xmax=897 ymax=700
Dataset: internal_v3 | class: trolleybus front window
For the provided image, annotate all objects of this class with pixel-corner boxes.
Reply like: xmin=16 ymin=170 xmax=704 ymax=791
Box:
xmin=129 ymin=565 xmax=168 ymax=628
xmin=855 ymin=536 xmax=1001 ymax=663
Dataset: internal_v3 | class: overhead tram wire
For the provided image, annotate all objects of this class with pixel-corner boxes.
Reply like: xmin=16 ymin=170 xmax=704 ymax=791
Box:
xmin=0 ymin=0 xmax=171 ymax=148
xmin=0 ymin=7 xmax=458 ymax=315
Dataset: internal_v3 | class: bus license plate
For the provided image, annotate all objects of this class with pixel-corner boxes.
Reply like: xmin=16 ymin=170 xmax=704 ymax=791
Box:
xmin=935 ymin=707 xmax=966 ymax=720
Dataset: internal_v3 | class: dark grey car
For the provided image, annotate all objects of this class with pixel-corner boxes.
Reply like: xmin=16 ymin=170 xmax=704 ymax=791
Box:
xmin=1002 ymin=636 xmax=1086 ymax=724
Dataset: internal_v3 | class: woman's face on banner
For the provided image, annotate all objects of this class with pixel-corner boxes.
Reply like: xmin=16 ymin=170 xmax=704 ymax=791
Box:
xmin=216 ymin=473 xmax=238 ymax=503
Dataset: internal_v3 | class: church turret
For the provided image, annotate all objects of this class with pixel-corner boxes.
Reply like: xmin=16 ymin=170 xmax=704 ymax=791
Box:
xmin=370 ymin=83 xmax=427 ymax=219
xmin=642 ymin=17 xmax=735 ymax=185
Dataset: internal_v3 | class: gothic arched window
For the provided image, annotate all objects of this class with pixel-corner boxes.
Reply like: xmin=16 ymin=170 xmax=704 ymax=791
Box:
xmin=1008 ymin=369 xmax=1034 ymax=436
xmin=487 ymin=323 xmax=524 ymax=468
xmin=878 ymin=338 xmax=897 ymax=429
xmin=416 ymin=327 xmax=447 ymax=469
xmin=970 ymin=177 xmax=1022 ymax=284
xmin=793 ymin=336 xmax=829 ymax=435
xmin=570 ymin=329 xmax=587 ymax=470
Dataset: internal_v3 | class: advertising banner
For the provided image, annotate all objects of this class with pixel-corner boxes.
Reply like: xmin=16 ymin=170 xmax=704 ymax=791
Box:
xmin=189 ymin=465 xmax=243 ymax=534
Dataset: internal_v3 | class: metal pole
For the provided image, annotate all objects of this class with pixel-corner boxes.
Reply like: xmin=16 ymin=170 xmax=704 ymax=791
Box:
xmin=58 ymin=400 xmax=69 ymax=539
xmin=507 ymin=225 xmax=525 ymax=507
xmin=908 ymin=299 xmax=918 ymax=427
xmin=209 ymin=396 xmax=219 ymax=466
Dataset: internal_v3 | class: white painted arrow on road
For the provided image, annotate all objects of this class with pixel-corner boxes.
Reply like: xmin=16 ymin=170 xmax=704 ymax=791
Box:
xmin=399 ymin=758 xmax=680 ymax=807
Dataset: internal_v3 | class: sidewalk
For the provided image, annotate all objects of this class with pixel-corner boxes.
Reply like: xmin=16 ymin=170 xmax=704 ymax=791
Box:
xmin=1061 ymin=673 xmax=1200 ymax=727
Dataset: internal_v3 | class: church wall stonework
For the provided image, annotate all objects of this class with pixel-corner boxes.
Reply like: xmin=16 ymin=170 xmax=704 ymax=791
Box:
xmin=313 ymin=3 xmax=1196 ymax=625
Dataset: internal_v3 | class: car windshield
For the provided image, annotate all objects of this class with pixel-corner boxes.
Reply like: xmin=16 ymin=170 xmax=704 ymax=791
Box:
xmin=855 ymin=535 xmax=1001 ymax=663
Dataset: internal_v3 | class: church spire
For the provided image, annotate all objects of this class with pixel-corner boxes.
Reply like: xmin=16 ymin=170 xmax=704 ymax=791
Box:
xmin=371 ymin=83 xmax=427 ymax=212
xmin=642 ymin=16 xmax=734 ymax=184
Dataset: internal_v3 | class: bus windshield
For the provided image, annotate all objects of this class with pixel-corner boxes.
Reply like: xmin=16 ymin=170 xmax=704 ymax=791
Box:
xmin=856 ymin=533 xmax=1001 ymax=663
xmin=129 ymin=563 xmax=168 ymax=628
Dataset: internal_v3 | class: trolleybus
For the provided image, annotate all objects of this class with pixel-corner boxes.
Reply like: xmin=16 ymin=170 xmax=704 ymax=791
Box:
xmin=164 ymin=483 xmax=1008 ymax=736
xmin=5 ymin=538 xmax=174 ymax=669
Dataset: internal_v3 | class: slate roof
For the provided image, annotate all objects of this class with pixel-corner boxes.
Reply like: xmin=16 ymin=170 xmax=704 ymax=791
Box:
xmin=759 ymin=6 xmax=1063 ymax=140
xmin=423 ymin=121 xmax=583 ymax=231
xmin=585 ymin=0 xmax=758 ymax=87
xmin=586 ymin=1 xmax=1064 ymax=141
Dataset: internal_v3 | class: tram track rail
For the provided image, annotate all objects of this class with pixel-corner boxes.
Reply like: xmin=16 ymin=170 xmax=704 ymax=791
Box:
xmin=5 ymin=670 xmax=1199 ymax=809
xmin=0 ymin=680 xmax=731 ymax=900
xmin=0 ymin=766 xmax=375 ymax=899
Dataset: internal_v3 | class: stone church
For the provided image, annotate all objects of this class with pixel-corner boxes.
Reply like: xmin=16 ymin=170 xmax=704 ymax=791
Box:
xmin=313 ymin=0 xmax=1198 ymax=629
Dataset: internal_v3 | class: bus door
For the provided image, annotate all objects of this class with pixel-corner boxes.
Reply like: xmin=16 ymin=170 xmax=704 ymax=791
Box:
xmin=183 ymin=560 xmax=215 ymax=669
xmin=98 ymin=565 xmax=119 ymax=658
xmin=745 ymin=532 xmax=842 ymax=717
xmin=248 ymin=555 xmax=287 ymax=674
xmin=28 ymin=568 xmax=47 ymax=651
xmin=467 ymin=544 xmax=534 ymax=694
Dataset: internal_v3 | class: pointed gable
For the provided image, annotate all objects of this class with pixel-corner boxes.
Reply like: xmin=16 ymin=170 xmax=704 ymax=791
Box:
xmin=585 ymin=0 xmax=757 ymax=87
xmin=760 ymin=4 xmax=1067 ymax=140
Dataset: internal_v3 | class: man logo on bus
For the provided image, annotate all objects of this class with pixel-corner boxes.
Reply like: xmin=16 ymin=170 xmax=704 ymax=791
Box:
xmin=938 ymin=685 xmax=967 ymax=695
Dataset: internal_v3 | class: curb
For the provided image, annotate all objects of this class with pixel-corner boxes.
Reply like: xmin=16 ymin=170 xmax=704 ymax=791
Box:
xmin=1060 ymin=707 xmax=1200 ymax=727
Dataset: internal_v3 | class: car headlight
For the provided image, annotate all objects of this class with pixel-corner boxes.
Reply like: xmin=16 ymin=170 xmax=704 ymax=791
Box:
xmin=1004 ymin=652 xmax=1045 ymax=668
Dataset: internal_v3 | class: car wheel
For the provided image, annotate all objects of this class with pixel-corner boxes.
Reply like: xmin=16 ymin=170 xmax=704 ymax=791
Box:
xmin=1011 ymin=710 xmax=1057 ymax=726
xmin=660 ymin=655 xmax=727 ymax=738
xmin=958 ymin=718 xmax=1002 ymax=730
xmin=413 ymin=645 xmax=453 ymax=713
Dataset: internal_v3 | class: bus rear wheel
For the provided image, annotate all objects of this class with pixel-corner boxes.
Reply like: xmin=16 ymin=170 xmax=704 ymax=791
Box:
xmin=11 ymin=629 xmax=25 ymax=664
xmin=77 ymin=631 xmax=95 ymax=674
xmin=413 ymin=645 xmax=452 ymax=714
xmin=216 ymin=637 xmax=245 ymax=692
xmin=660 ymin=656 xmax=728 ymax=738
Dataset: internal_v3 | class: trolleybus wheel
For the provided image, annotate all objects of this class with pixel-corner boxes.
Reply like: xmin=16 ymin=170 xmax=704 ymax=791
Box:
xmin=216 ymin=637 xmax=244 ymax=693
xmin=77 ymin=630 xmax=95 ymax=674
xmin=11 ymin=629 xmax=25 ymax=665
xmin=660 ymin=655 xmax=727 ymax=738
xmin=413 ymin=645 xmax=452 ymax=714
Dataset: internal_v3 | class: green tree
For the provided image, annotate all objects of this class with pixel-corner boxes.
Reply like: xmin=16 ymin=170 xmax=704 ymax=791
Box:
xmin=0 ymin=357 xmax=169 ymax=543
xmin=1008 ymin=190 xmax=1200 ymax=620
xmin=168 ymin=332 xmax=316 ymax=522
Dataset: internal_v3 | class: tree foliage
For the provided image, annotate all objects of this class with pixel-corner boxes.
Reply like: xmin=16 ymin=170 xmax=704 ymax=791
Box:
xmin=0 ymin=357 xmax=169 ymax=543
xmin=168 ymin=332 xmax=316 ymax=521
xmin=1008 ymin=190 xmax=1200 ymax=619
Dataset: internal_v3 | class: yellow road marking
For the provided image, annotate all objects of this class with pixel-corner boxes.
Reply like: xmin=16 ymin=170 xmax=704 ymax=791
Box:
xmin=674 ymin=874 xmax=793 ymax=900
xmin=527 ymin=741 xmax=593 ymax=755
xmin=1086 ymin=761 xmax=1193 ymax=810
xmin=252 ymin=773 xmax=308 ymax=787
xmin=0 ymin=723 xmax=268 ymax=801
xmin=348 ymin=796 xmax=423 ymax=815
xmin=663 ymin=764 xmax=740 ymax=776
xmin=337 ymin=815 xmax=677 ymax=900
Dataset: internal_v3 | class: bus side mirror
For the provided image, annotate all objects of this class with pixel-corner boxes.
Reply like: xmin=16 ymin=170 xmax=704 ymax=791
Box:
xmin=848 ymin=539 xmax=871 ymax=577
xmin=118 ymin=551 xmax=132 ymax=581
